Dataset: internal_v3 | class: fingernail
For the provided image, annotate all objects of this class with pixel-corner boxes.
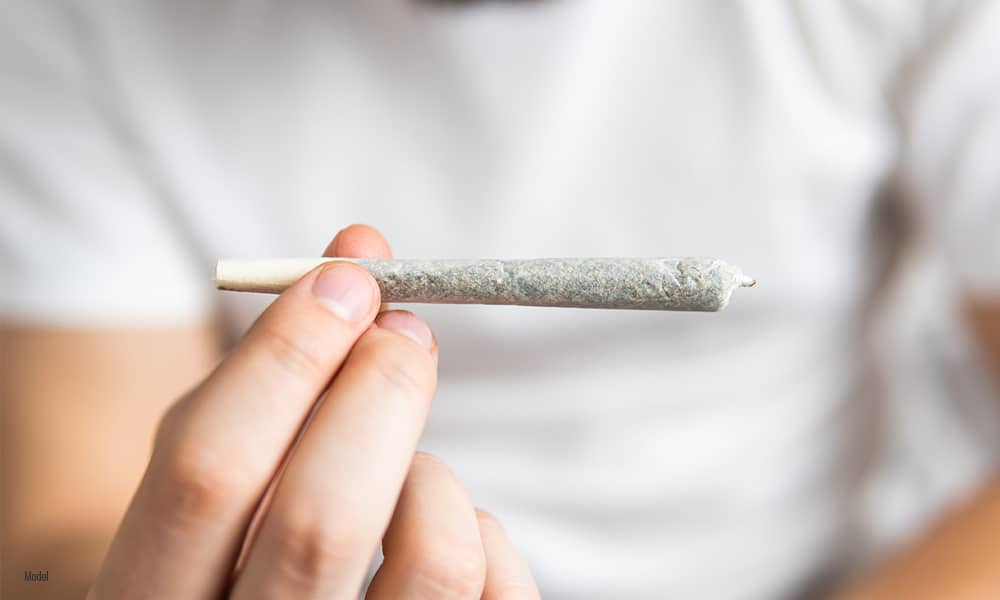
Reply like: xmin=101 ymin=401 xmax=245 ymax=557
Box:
xmin=376 ymin=311 xmax=435 ymax=349
xmin=312 ymin=264 xmax=376 ymax=323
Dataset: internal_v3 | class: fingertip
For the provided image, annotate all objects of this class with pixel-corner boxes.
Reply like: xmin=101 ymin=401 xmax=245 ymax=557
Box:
xmin=475 ymin=508 xmax=501 ymax=527
xmin=375 ymin=310 xmax=436 ymax=351
xmin=476 ymin=507 xmax=540 ymax=600
xmin=324 ymin=224 xmax=393 ymax=258
xmin=311 ymin=262 xmax=382 ymax=324
xmin=324 ymin=228 xmax=345 ymax=257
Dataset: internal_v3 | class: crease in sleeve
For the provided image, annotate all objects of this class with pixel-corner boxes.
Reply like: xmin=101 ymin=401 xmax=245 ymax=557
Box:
xmin=895 ymin=0 xmax=1000 ymax=297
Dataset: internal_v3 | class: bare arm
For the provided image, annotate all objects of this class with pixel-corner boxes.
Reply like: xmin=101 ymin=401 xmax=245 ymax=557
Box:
xmin=968 ymin=301 xmax=1000 ymax=379
xmin=836 ymin=300 xmax=1000 ymax=599
xmin=1 ymin=323 xmax=221 ymax=599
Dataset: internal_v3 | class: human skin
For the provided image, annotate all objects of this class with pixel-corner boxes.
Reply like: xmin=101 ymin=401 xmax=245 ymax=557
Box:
xmin=831 ymin=303 xmax=1000 ymax=600
xmin=1 ymin=224 xmax=998 ymax=598
xmin=833 ymin=475 xmax=1000 ymax=600
xmin=2 ymin=225 xmax=539 ymax=599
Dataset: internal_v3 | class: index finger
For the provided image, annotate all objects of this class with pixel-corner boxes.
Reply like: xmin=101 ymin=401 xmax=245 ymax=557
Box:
xmin=92 ymin=260 xmax=381 ymax=599
xmin=232 ymin=224 xmax=397 ymax=573
xmin=325 ymin=223 xmax=393 ymax=259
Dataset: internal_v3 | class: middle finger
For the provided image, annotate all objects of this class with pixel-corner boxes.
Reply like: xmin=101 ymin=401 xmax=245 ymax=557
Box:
xmin=231 ymin=310 xmax=438 ymax=598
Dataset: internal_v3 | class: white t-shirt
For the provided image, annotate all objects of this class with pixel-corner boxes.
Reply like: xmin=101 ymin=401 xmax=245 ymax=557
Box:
xmin=3 ymin=2 xmax=1000 ymax=598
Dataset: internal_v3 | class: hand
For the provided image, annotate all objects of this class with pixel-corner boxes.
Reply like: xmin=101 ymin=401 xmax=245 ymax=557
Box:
xmin=88 ymin=225 xmax=539 ymax=599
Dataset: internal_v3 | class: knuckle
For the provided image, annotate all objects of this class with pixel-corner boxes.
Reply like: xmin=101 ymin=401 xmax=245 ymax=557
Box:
xmin=152 ymin=401 xmax=183 ymax=448
xmin=408 ymin=541 xmax=486 ymax=599
xmin=256 ymin=321 xmax=330 ymax=382
xmin=152 ymin=387 xmax=200 ymax=448
xmin=152 ymin=442 xmax=250 ymax=523
xmin=269 ymin=506 xmax=360 ymax=587
xmin=356 ymin=332 xmax=436 ymax=398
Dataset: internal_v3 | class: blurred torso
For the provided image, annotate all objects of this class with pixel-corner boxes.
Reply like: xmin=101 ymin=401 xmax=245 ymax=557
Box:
xmin=85 ymin=2 xmax=922 ymax=597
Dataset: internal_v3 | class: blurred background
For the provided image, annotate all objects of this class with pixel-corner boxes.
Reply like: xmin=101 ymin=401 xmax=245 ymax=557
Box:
xmin=3 ymin=2 xmax=1000 ymax=599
